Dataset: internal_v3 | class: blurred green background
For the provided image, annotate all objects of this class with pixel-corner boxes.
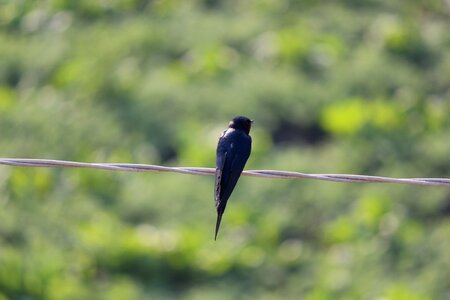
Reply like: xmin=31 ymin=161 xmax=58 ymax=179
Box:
xmin=1 ymin=1 xmax=450 ymax=299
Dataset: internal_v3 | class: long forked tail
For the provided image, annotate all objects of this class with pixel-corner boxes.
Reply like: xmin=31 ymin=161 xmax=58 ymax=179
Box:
xmin=214 ymin=213 xmax=223 ymax=241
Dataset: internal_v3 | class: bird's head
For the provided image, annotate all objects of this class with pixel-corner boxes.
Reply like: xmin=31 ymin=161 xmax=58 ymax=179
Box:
xmin=229 ymin=116 xmax=253 ymax=134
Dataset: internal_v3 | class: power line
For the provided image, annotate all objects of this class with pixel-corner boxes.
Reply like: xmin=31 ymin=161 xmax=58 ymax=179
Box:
xmin=0 ymin=158 xmax=449 ymax=187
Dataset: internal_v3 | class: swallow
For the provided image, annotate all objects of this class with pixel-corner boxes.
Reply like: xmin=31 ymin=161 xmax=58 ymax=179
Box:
xmin=214 ymin=116 xmax=253 ymax=240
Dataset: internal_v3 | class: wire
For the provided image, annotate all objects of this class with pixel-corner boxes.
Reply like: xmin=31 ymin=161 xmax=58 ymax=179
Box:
xmin=0 ymin=158 xmax=449 ymax=187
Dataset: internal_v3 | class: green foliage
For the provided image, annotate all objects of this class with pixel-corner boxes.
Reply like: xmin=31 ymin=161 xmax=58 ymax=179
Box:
xmin=1 ymin=1 xmax=449 ymax=299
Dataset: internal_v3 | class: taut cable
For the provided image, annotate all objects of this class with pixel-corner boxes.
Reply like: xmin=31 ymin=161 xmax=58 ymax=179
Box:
xmin=0 ymin=158 xmax=449 ymax=187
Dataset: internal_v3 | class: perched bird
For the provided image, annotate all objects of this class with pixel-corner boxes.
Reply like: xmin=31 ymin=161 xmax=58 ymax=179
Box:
xmin=214 ymin=116 xmax=253 ymax=240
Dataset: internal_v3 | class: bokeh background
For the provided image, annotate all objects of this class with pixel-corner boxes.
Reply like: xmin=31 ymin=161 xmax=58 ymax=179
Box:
xmin=1 ymin=1 xmax=450 ymax=299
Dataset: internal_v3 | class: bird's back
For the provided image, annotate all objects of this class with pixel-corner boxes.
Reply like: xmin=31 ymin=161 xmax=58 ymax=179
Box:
xmin=215 ymin=129 xmax=252 ymax=211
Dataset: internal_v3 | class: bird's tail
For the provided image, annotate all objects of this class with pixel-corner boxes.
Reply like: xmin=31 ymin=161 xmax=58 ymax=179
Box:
xmin=214 ymin=212 xmax=223 ymax=241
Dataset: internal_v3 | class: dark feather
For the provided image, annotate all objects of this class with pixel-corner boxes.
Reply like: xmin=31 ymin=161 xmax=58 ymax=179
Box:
xmin=214 ymin=127 xmax=252 ymax=239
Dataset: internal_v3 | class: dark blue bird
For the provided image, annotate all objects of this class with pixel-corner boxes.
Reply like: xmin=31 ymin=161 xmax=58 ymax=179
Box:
xmin=214 ymin=116 xmax=253 ymax=240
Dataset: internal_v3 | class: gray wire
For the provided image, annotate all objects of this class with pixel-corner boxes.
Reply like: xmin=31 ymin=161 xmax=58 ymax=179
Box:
xmin=0 ymin=158 xmax=449 ymax=186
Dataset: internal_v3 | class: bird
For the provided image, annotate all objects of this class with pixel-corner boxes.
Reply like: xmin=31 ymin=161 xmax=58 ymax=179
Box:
xmin=214 ymin=116 xmax=253 ymax=240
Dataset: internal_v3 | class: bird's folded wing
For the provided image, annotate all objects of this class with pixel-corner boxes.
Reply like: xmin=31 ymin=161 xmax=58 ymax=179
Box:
xmin=215 ymin=152 xmax=226 ymax=209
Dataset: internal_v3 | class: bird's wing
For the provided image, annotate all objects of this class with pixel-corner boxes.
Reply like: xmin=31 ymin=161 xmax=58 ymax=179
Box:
xmin=214 ymin=131 xmax=251 ymax=240
xmin=216 ymin=135 xmax=251 ymax=209
xmin=214 ymin=151 xmax=226 ymax=210
xmin=215 ymin=130 xmax=230 ymax=209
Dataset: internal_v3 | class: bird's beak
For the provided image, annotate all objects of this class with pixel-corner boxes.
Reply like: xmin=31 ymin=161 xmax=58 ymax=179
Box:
xmin=250 ymin=119 xmax=254 ymax=123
